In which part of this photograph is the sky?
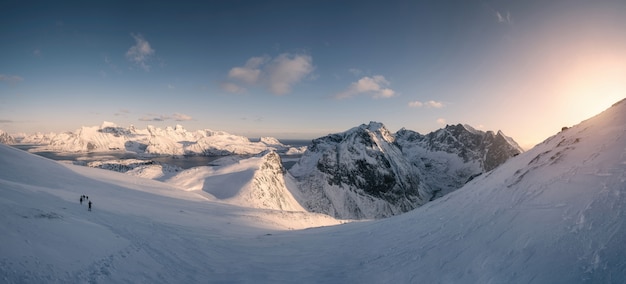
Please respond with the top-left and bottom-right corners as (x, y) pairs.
(1, 0), (625, 149)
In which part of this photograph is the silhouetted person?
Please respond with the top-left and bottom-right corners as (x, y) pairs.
(80, 196), (83, 204)
(88, 201), (92, 211)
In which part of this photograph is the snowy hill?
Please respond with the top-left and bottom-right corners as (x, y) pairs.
(165, 151), (306, 211)
(22, 122), (292, 156)
(290, 121), (522, 219)
(0, 98), (625, 283)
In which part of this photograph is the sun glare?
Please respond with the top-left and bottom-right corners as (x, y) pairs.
(554, 52), (626, 125)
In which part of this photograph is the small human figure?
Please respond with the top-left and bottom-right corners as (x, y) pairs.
(88, 201), (92, 211)
(80, 196), (83, 204)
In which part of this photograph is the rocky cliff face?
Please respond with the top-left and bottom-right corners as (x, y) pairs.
(290, 122), (424, 219)
(290, 122), (523, 219)
(248, 151), (304, 211)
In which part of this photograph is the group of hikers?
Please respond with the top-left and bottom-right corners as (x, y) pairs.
(79, 195), (92, 211)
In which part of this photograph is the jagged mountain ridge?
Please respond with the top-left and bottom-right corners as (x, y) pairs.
(290, 122), (523, 219)
(15, 122), (291, 156)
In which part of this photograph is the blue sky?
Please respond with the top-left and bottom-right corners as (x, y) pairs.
(1, 0), (625, 149)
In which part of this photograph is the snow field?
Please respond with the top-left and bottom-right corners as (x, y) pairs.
(1, 98), (625, 283)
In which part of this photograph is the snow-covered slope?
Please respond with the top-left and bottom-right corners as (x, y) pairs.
(290, 121), (522, 219)
(1, 98), (625, 283)
(0, 143), (343, 283)
(166, 151), (306, 211)
(333, 97), (626, 282)
(23, 122), (288, 156)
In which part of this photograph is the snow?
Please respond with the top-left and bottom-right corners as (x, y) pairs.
(17, 123), (287, 156)
(1, 98), (625, 283)
(290, 121), (522, 219)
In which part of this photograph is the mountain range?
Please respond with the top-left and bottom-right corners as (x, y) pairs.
(0, 98), (624, 282)
(2, 121), (522, 220)
(9, 122), (295, 156)
(290, 122), (523, 219)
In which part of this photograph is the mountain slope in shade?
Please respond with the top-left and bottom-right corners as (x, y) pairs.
(290, 121), (523, 219)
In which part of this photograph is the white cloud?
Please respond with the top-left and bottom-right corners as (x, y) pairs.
(408, 100), (445, 108)
(126, 34), (155, 71)
(220, 82), (246, 94)
(408, 101), (423, 107)
(426, 100), (444, 108)
(0, 74), (23, 85)
(437, 118), (447, 125)
(266, 53), (314, 95)
(139, 113), (193, 122)
(172, 113), (193, 121)
(226, 53), (314, 95)
(336, 75), (396, 99)
(228, 56), (267, 84)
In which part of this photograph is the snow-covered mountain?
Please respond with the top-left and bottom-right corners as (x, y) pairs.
(165, 150), (306, 211)
(0, 98), (624, 283)
(0, 129), (16, 144)
(22, 122), (292, 156)
(290, 121), (523, 219)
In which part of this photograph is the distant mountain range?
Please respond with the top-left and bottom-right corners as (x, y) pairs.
(5, 122), (298, 156)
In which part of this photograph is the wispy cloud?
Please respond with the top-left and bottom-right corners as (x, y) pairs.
(436, 118), (447, 125)
(114, 109), (131, 116)
(139, 115), (168, 122)
(336, 75), (395, 99)
(220, 82), (246, 94)
(0, 74), (23, 85)
(0, 119), (14, 123)
(126, 34), (155, 71)
(139, 112), (193, 122)
(483, 2), (513, 25)
(225, 53), (314, 95)
(408, 101), (423, 107)
(495, 10), (512, 24)
(33, 49), (41, 56)
(171, 113), (193, 121)
(408, 100), (445, 108)
(348, 68), (363, 76)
